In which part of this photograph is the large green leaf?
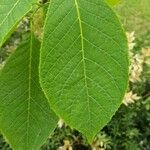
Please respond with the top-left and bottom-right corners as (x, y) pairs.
(40, 0), (129, 142)
(0, 34), (58, 150)
(0, 0), (36, 47)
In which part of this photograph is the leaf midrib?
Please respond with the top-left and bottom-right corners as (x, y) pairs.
(26, 33), (33, 148)
(74, 0), (90, 115)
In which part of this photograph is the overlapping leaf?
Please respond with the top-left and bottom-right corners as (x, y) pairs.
(40, 0), (129, 142)
(0, 0), (36, 47)
(0, 34), (58, 150)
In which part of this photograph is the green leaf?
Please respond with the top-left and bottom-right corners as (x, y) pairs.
(0, 34), (58, 150)
(40, 0), (129, 142)
(106, 0), (121, 6)
(0, 0), (36, 47)
(43, 2), (49, 19)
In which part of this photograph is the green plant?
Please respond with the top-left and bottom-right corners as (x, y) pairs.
(0, 0), (129, 149)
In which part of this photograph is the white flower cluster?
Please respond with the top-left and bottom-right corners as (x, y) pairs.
(123, 32), (142, 106)
(59, 140), (73, 150)
(123, 32), (150, 106)
(126, 32), (136, 51)
(127, 32), (144, 83)
(92, 132), (112, 150)
(123, 91), (141, 106)
(129, 52), (144, 83)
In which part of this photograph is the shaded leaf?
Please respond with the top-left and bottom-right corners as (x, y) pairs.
(0, 34), (58, 150)
(0, 0), (36, 47)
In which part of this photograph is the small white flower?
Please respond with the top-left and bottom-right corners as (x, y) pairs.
(126, 32), (136, 50)
(126, 31), (144, 82)
(58, 119), (64, 128)
(123, 91), (141, 106)
(59, 140), (73, 150)
(129, 54), (144, 83)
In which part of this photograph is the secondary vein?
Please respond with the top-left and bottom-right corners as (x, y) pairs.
(0, 0), (20, 27)
(26, 32), (32, 148)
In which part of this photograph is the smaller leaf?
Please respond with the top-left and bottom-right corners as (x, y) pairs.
(0, 0), (37, 47)
(0, 34), (58, 150)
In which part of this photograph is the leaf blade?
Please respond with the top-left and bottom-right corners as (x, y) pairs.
(0, 0), (36, 47)
(0, 34), (58, 150)
(40, 0), (129, 142)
